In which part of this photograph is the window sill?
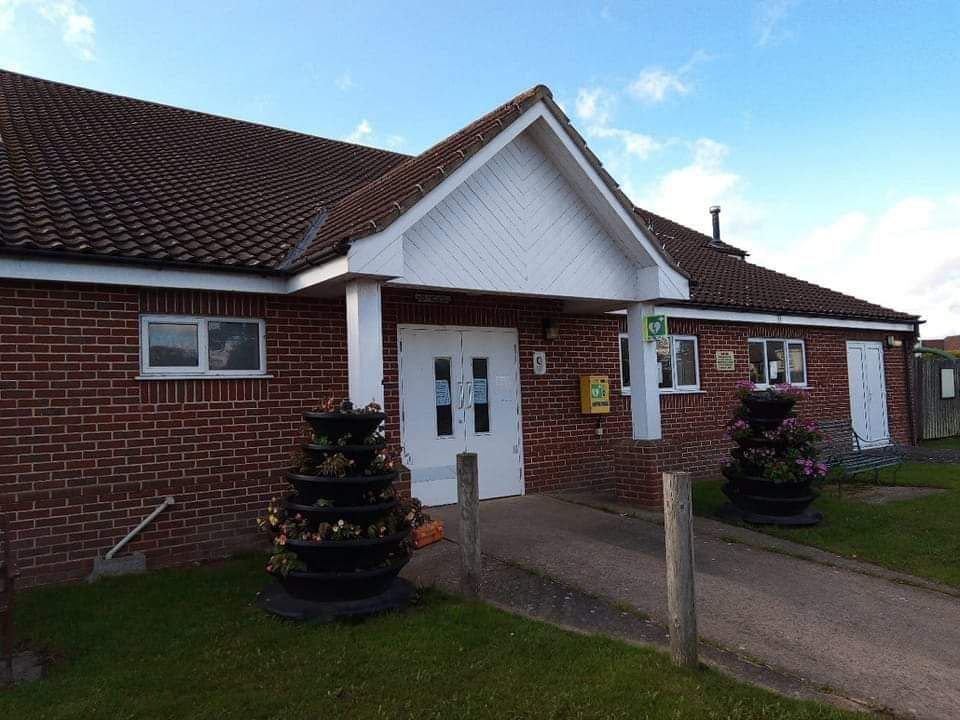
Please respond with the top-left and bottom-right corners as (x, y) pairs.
(136, 373), (274, 381)
(622, 388), (705, 396)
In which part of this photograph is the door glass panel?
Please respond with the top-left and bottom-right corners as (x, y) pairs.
(471, 357), (490, 433)
(765, 340), (786, 384)
(434, 357), (453, 437)
(148, 322), (199, 367)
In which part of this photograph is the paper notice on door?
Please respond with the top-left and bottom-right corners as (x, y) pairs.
(435, 380), (451, 406)
(473, 378), (488, 404)
(494, 375), (511, 402)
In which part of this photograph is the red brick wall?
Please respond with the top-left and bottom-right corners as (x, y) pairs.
(1, 279), (916, 584)
(1, 281), (348, 586)
(614, 316), (916, 505)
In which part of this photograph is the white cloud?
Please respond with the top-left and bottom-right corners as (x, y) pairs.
(341, 119), (404, 151)
(750, 196), (960, 337)
(0, 0), (96, 60)
(343, 118), (373, 145)
(334, 71), (355, 92)
(627, 68), (689, 103)
(626, 51), (707, 104)
(639, 138), (763, 239)
(588, 126), (661, 160)
(755, 0), (798, 48)
(574, 86), (614, 126)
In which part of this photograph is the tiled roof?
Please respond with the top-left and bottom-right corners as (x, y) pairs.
(636, 208), (918, 323)
(0, 70), (406, 270)
(0, 70), (918, 323)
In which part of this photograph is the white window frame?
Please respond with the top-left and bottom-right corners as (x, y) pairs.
(138, 314), (268, 379)
(619, 333), (701, 395)
(747, 337), (807, 387)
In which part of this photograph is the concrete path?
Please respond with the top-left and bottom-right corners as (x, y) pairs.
(420, 495), (960, 720)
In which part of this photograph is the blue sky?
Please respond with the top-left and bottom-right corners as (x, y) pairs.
(2, 0), (958, 336)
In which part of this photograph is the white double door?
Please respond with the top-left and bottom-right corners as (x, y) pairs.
(846, 340), (890, 448)
(399, 325), (522, 506)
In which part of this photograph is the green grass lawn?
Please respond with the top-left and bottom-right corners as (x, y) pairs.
(694, 463), (960, 588)
(920, 435), (960, 450)
(1, 556), (859, 720)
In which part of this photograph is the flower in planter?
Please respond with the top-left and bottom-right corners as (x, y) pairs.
(734, 379), (758, 399)
(726, 418), (752, 442)
(266, 549), (304, 577)
(364, 448), (399, 476)
(317, 453), (355, 478)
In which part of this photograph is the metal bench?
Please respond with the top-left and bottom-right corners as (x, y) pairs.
(817, 418), (905, 484)
(0, 515), (17, 683)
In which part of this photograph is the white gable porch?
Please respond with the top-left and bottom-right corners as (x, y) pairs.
(300, 99), (691, 442)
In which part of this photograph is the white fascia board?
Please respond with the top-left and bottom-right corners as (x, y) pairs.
(285, 256), (349, 293)
(536, 109), (689, 302)
(323, 100), (689, 302)
(609, 304), (916, 332)
(0, 255), (288, 294)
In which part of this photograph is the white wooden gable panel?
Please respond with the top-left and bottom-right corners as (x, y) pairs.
(397, 132), (641, 300)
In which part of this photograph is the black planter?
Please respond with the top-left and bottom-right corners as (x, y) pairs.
(742, 395), (796, 422)
(284, 497), (398, 526)
(722, 472), (820, 525)
(285, 531), (410, 572)
(286, 471), (398, 506)
(260, 406), (414, 622)
(303, 411), (385, 444)
(274, 553), (411, 602)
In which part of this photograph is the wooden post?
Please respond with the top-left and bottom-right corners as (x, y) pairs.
(457, 452), (481, 598)
(662, 471), (698, 669)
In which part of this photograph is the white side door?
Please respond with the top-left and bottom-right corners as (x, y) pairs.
(846, 341), (890, 448)
(462, 328), (523, 501)
(398, 327), (465, 506)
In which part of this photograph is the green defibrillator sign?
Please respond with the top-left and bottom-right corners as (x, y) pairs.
(643, 314), (669, 341)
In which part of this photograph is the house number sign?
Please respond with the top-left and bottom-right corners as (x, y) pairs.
(715, 351), (736, 372)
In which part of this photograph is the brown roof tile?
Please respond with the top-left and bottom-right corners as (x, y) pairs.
(0, 70), (407, 270)
(636, 208), (917, 323)
(0, 70), (918, 324)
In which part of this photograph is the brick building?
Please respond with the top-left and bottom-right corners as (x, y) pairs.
(0, 72), (920, 585)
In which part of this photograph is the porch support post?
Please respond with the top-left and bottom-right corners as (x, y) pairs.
(345, 279), (384, 408)
(626, 302), (662, 440)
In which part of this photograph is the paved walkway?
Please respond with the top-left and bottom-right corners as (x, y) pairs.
(411, 495), (960, 720)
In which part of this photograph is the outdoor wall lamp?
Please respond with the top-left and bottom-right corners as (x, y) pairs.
(886, 335), (903, 348)
(543, 318), (560, 340)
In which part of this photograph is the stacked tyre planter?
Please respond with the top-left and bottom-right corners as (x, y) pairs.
(721, 392), (824, 527)
(257, 403), (415, 622)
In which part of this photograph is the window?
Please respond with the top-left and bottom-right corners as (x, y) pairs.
(619, 334), (700, 394)
(139, 315), (267, 377)
(748, 338), (806, 386)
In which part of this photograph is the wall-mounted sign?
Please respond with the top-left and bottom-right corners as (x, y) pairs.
(643, 315), (669, 341)
(715, 351), (736, 372)
(532, 351), (547, 375)
(415, 293), (451, 304)
(579, 375), (610, 414)
(942, 368), (957, 399)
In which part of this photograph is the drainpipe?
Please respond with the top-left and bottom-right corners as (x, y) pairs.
(105, 497), (175, 559)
